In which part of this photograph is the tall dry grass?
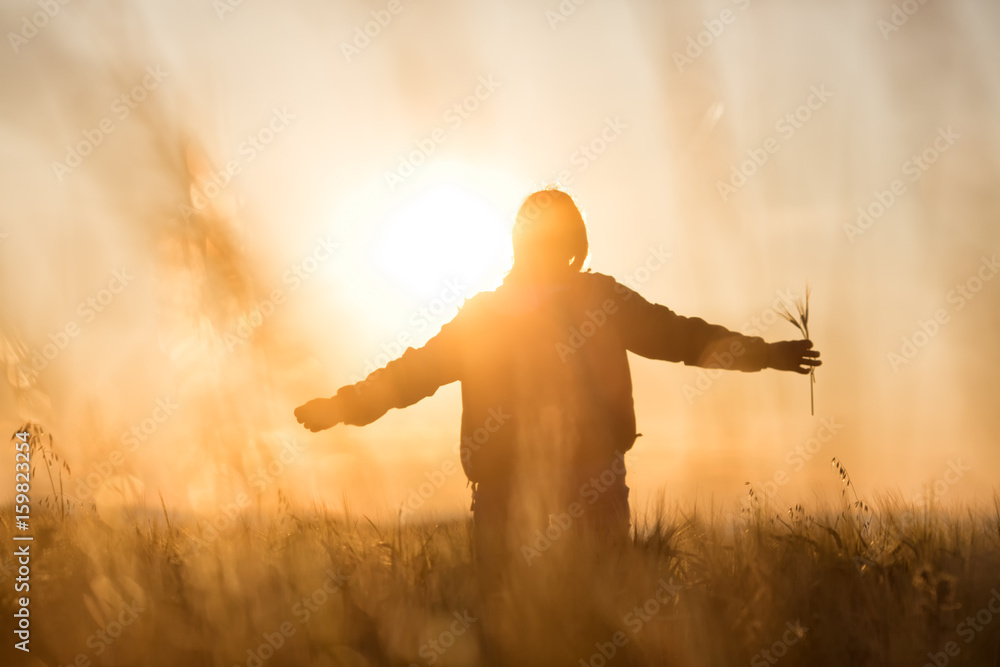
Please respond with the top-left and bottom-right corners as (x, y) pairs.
(3, 444), (1000, 667)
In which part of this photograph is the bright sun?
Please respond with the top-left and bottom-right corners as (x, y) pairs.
(373, 183), (512, 299)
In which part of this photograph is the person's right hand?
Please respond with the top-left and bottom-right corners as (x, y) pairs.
(766, 340), (821, 374)
(294, 397), (343, 432)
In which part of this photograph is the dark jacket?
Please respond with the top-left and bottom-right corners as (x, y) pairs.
(334, 271), (771, 486)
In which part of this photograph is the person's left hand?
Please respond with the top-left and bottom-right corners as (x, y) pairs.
(294, 397), (343, 432)
(767, 340), (822, 374)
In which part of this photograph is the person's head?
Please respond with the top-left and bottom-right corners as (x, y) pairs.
(509, 189), (588, 281)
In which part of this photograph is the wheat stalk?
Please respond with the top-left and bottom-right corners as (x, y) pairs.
(777, 285), (815, 416)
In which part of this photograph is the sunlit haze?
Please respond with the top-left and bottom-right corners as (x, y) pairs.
(1, 0), (998, 524)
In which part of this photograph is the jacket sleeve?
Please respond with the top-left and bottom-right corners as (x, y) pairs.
(610, 279), (771, 372)
(333, 311), (465, 426)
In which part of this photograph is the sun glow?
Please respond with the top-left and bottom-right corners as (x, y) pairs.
(373, 183), (512, 299)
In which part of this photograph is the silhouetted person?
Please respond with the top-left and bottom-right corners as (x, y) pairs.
(295, 188), (820, 593)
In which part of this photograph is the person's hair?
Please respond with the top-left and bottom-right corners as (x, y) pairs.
(510, 189), (588, 278)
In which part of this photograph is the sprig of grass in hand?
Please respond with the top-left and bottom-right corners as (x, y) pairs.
(777, 285), (815, 416)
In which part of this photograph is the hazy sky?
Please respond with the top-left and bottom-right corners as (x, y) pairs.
(1, 0), (998, 520)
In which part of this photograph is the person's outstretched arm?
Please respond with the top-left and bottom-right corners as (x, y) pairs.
(294, 314), (464, 432)
(610, 279), (821, 374)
